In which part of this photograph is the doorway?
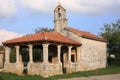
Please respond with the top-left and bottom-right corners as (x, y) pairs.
(61, 46), (68, 74)
(20, 47), (29, 74)
(61, 52), (66, 73)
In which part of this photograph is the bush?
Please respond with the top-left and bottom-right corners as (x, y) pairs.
(108, 57), (120, 66)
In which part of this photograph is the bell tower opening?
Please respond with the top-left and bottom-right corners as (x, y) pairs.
(58, 8), (62, 19)
(54, 3), (68, 33)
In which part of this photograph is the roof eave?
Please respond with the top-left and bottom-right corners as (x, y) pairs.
(3, 40), (81, 47)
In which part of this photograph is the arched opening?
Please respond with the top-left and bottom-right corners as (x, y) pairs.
(20, 46), (29, 74)
(48, 45), (57, 64)
(58, 8), (62, 19)
(71, 47), (77, 62)
(61, 46), (68, 73)
(10, 47), (16, 63)
(20, 46), (29, 62)
(33, 45), (43, 62)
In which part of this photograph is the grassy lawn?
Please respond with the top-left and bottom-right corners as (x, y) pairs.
(0, 66), (120, 80)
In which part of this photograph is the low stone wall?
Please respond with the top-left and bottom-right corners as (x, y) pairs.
(28, 62), (62, 77)
(0, 53), (4, 68)
(66, 62), (80, 73)
(4, 62), (24, 75)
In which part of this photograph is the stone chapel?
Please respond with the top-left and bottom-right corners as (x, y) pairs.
(2, 3), (107, 77)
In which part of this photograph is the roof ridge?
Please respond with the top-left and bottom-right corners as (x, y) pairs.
(68, 27), (89, 33)
(67, 27), (96, 36)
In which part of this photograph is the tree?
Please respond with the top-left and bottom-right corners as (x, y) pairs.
(99, 19), (120, 65)
(10, 47), (16, 63)
(34, 27), (54, 33)
(0, 46), (4, 50)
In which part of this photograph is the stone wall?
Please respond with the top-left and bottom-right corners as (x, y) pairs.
(63, 29), (107, 72)
(0, 53), (4, 68)
(4, 62), (24, 75)
(28, 62), (62, 77)
(66, 62), (80, 73)
(80, 38), (107, 71)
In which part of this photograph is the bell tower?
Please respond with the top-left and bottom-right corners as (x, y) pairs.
(54, 2), (68, 33)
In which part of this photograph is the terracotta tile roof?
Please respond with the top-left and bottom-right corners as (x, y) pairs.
(0, 50), (5, 54)
(66, 27), (107, 42)
(3, 32), (81, 46)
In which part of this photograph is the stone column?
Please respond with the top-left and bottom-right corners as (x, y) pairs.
(28, 45), (33, 63)
(77, 47), (81, 62)
(15, 46), (20, 63)
(5, 46), (10, 63)
(68, 46), (72, 62)
(57, 45), (61, 63)
(42, 44), (49, 63)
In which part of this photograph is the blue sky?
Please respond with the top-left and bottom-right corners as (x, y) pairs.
(0, 0), (120, 45)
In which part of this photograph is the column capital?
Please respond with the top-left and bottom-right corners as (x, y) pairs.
(68, 46), (72, 49)
(77, 47), (80, 50)
(42, 44), (49, 47)
(4, 46), (11, 53)
(28, 45), (33, 48)
(5, 46), (10, 50)
(15, 45), (20, 49)
(57, 45), (62, 48)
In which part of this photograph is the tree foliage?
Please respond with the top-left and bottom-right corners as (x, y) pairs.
(99, 19), (120, 65)
(0, 46), (4, 50)
(34, 27), (53, 33)
(20, 48), (29, 62)
(10, 47), (16, 63)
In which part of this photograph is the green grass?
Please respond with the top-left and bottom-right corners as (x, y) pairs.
(0, 66), (120, 80)
(0, 73), (44, 80)
(52, 66), (120, 79)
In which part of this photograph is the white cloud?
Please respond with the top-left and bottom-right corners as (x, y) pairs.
(20, 0), (57, 13)
(0, 0), (17, 19)
(0, 0), (120, 18)
(0, 29), (23, 45)
(19, 0), (120, 15)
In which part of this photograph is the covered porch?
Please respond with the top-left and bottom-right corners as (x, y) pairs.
(3, 32), (81, 77)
